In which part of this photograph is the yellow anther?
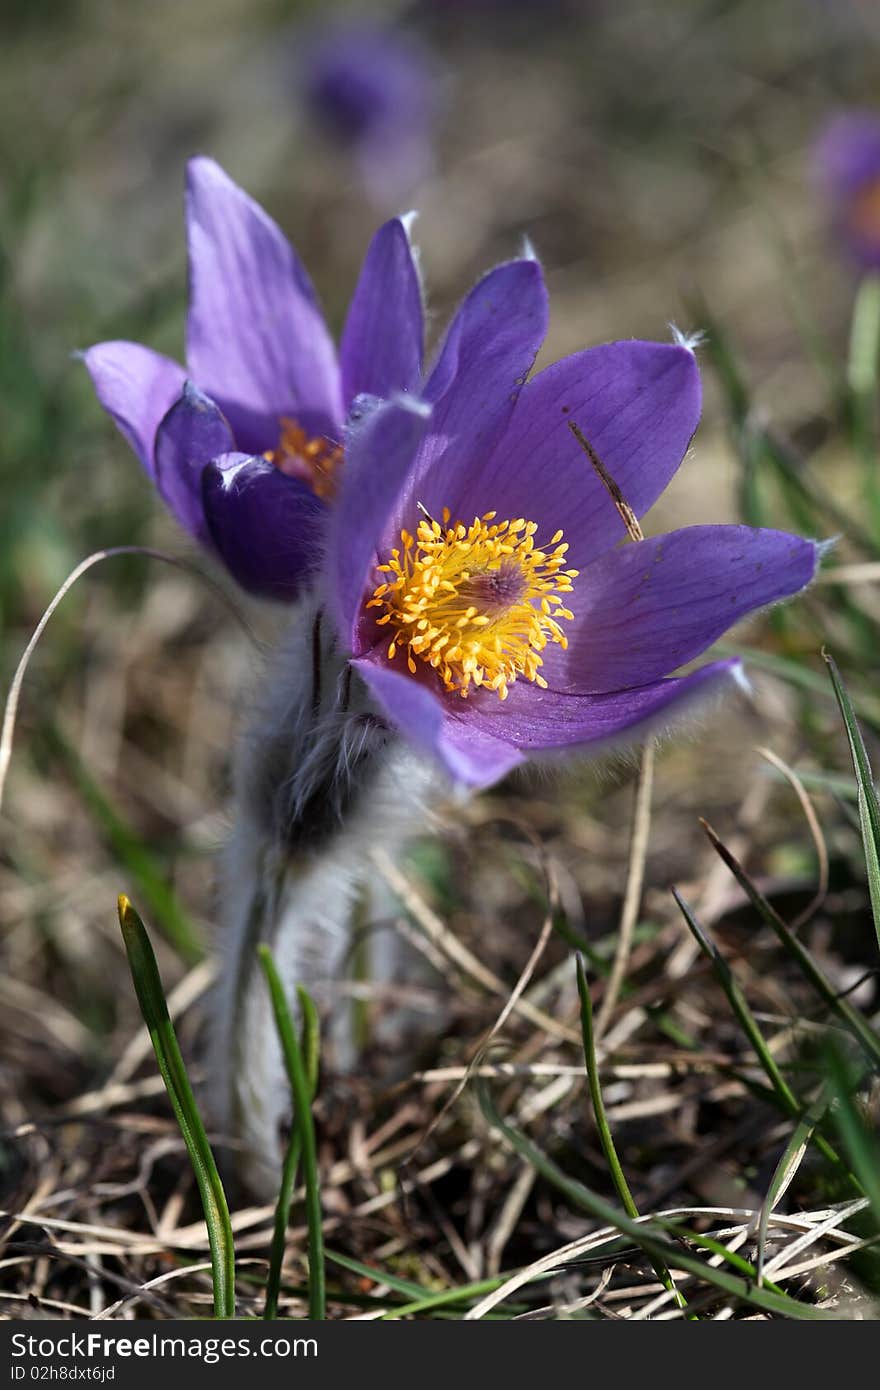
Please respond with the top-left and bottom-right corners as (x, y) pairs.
(367, 510), (576, 700)
(264, 416), (343, 500)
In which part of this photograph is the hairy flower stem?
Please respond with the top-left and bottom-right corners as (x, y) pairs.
(210, 596), (439, 1198)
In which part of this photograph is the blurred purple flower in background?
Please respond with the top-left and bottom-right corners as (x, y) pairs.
(298, 19), (439, 204)
(82, 158), (424, 600)
(815, 110), (880, 271)
(325, 273), (820, 788)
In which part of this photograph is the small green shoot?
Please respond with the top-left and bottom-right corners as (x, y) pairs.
(263, 986), (321, 1320)
(575, 955), (685, 1310)
(824, 649), (880, 953)
(116, 895), (235, 1318)
(257, 946), (325, 1320)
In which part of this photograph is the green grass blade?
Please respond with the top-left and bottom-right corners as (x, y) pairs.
(116, 895), (235, 1318)
(672, 890), (855, 1183)
(52, 721), (202, 963)
(847, 272), (880, 402)
(328, 1254), (531, 1318)
(847, 272), (880, 532)
(824, 650), (880, 953)
(379, 1278), (511, 1319)
(575, 956), (640, 1218)
(297, 984), (321, 1095)
(701, 821), (880, 1069)
(575, 956), (686, 1309)
(755, 1089), (831, 1285)
(825, 1046), (880, 1229)
(325, 1250), (429, 1300)
(257, 947), (325, 1320)
(672, 890), (801, 1112)
(476, 1080), (835, 1318)
(263, 988), (321, 1320)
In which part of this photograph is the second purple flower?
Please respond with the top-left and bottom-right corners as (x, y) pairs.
(83, 157), (425, 600)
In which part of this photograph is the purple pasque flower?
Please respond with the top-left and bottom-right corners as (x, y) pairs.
(325, 272), (820, 789)
(299, 20), (438, 205)
(815, 110), (880, 271)
(82, 157), (425, 599)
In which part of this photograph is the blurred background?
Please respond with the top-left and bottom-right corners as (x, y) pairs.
(3, 0), (880, 1318)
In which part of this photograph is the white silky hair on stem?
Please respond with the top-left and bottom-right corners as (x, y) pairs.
(210, 591), (442, 1198)
(0, 540), (440, 1199)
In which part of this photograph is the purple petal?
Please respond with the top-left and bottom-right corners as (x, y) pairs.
(329, 395), (433, 646)
(542, 526), (819, 694)
(423, 254), (547, 419)
(185, 157), (342, 453)
(153, 382), (235, 540)
(355, 654), (743, 786)
(445, 340), (701, 570)
(353, 658), (524, 788)
(80, 341), (186, 477)
(339, 216), (424, 406)
(389, 258), (548, 526)
(449, 659), (745, 755)
(201, 454), (325, 601)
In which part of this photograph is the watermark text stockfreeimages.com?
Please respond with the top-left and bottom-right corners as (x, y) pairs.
(10, 1332), (317, 1370)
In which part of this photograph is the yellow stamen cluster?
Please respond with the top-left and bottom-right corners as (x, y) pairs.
(264, 417), (343, 500)
(367, 508), (578, 700)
